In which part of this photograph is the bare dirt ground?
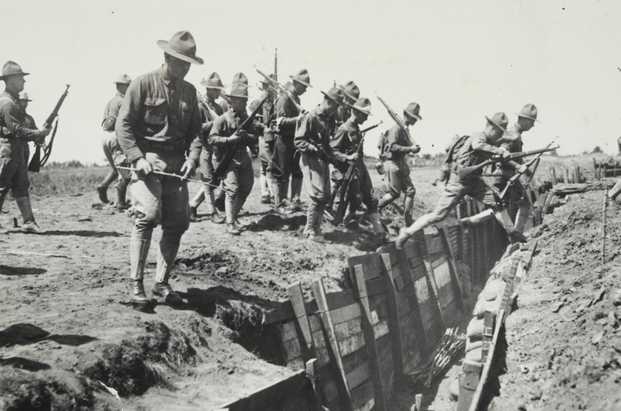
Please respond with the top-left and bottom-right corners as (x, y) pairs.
(490, 190), (621, 411)
(0, 163), (439, 410)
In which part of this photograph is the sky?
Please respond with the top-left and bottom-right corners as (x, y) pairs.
(1, 0), (621, 164)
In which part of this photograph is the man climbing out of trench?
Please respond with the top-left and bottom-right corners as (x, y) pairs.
(116, 30), (204, 304)
(494, 103), (538, 233)
(395, 112), (529, 249)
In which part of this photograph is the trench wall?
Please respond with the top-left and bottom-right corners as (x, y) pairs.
(221, 197), (541, 411)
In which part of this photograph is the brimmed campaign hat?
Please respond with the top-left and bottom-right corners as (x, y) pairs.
(201, 72), (225, 90)
(114, 74), (131, 85)
(339, 81), (360, 103)
(157, 31), (204, 65)
(18, 91), (31, 101)
(485, 112), (509, 132)
(226, 72), (249, 99)
(404, 102), (422, 120)
(290, 69), (311, 88)
(518, 103), (538, 121)
(350, 97), (372, 116)
(321, 86), (344, 105)
(0, 61), (29, 80)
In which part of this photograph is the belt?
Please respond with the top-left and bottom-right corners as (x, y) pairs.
(140, 139), (185, 154)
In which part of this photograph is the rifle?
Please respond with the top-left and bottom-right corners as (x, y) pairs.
(499, 142), (555, 199)
(376, 95), (419, 150)
(328, 121), (382, 225)
(457, 145), (559, 180)
(116, 166), (211, 186)
(255, 67), (304, 112)
(213, 95), (269, 180)
(29, 84), (70, 172)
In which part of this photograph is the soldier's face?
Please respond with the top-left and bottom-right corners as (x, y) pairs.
(5, 75), (25, 93)
(116, 84), (129, 95)
(206, 88), (221, 100)
(230, 96), (247, 113)
(486, 123), (503, 142)
(164, 54), (191, 80)
(518, 117), (535, 131)
(293, 82), (307, 96)
(353, 111), (368, 124)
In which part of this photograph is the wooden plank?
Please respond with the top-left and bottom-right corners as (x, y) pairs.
(288, 283), (314, 353)
(312, 279), (352, 411)
(326, 290), (356, 311)
(280, 321), (298, 342)
(331, 303), (362, 325)
(380, 251), (404, 379)
(439, 226), (465, 310)
(338, 331), (366, 357)
(350, 380), (375, 411)
(345, 361), (370, 390)
(353, 264), (388, 411)
(348, 254), (383, 281)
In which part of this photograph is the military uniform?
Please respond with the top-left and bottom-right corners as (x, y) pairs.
(251, 88), (276, 204)
(295, 87), (342, 238)
(99, 77), (131, 207)
(116, 30), (204, 303)
(271, 91), (302, 204)
(378, 124), (416, 200)
(0, 72), (47, 230)
(208, 72), (260, 234)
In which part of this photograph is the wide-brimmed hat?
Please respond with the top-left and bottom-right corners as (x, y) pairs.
(350, 97), (372, 116)
(260, 73), (277, 85)
(18, 91), (31, 101)
(321, 86), (344, 105)
(518, 103), (538, 121)
(0, 61), (29, 80)
(339, 81), (360, 103)
(114, 74), (131, 85)
(201, 72), (225, 90)
(290, 69), (311, 88)
(403, 102), (422, 120)
(485, 112), (509, 132)
(157, 31), (204, 65)
(226, 72), (249, 99)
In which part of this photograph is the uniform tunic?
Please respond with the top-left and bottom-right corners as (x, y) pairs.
(497, 122), (527, 213)
(294, 106), (336, 204)
(0, 92), (40, 198)
(101, 92), (127, 185)
(330, 117), (377, 212)
(116, 66), (202, 232)
(271, 92), (303, 183)
(198, 96), (225, 186)
(379, 124), (416, 197)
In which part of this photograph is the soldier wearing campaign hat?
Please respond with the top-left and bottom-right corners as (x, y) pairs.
(294, 86), (343, 241)
(252, 73), (278, 205)
(336, 80), (360, 127)
(396, 112), (528, 249)
(116, 31), (204, 305)
(97, 73), (132, 208)
(330, 97), (385, 238)
(271, 69), (311, 213)
(496, 103), (539, 232)
(207, 72), (261, 235)
(189, 72), (228, 223)
(0, 61), (51, 232)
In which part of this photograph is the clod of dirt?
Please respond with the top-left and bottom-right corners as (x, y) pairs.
(175, 249), (239, 277)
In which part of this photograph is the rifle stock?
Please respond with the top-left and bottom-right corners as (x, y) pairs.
(29, 85), (69, 172)
(376, 95), (418, 148)
(457, 145), (559, 179)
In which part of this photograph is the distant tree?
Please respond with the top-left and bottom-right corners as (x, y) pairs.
(592, 146), (603, 154)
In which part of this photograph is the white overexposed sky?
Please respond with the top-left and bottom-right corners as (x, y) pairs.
(1, 0), (620, 164)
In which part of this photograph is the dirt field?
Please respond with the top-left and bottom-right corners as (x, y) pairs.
(0, 162), (440, 410)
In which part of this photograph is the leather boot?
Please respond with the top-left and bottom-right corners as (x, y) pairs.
(116, 180), (129, 210)
(403, 195), (414, 226)
(368, 212), (385, 237)
(225, 195), (240, 235)
(260, 174), (271, 204)
(131, 280), (149, 303)
(129, 229), (151, 282)
(290, 177), (304, 211)
(16, 196), (38, 233)
(153, 230), (183, 305)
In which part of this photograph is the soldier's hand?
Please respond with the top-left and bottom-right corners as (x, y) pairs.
(410, 145), (421, 154)
(228, 133), (242, 144)
(180, 159), (196, 180)
(38, 125), (52, 138)
(134, 158), (153, 177)
(306, 144), (318, 153)
(499, 148), (511, 160)
(348, 153), (359, 162)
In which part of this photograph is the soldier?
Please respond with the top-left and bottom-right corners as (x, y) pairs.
(98, 74), (132, 209)
(271, 69), (310, 212)
(377, 103), (422, 226)
(208, 73), (260, 235)
(497, 104), (538, 232)
(116, 31), (204, 304)
(395, 112), (528, 249)
(0, 61), (51, 232)
(330, 97), (384, 237)
(335, 81), (360, 127)
(189, 72), (227, 222)
(295, 86), (343, 241)
(251, 75), (277, 204)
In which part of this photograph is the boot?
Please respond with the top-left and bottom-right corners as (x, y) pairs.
(368, 212), (385, 238)
(514, 203), (531, 233)
(153, 231), (184, 306)
(96, 186), (109, 204)
(225, 195), (240, 235)
(16, 196), (38, 233)
(129, 229), (152, 282)
(290, 177), (304, 211)
(378, 193), (395, 209)
(494, 209), (526, 243)
(0, 191), (6, 230)
(189, 188), (206, 214)
(115, 181), (129, 211)
(131, 280), (149, 303)
(403, 195), (414, 226)
(260, 174), (271, 204)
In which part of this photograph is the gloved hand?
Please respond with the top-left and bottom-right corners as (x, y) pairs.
(180, 158), (196, 180)
(134, 157), (153, 177)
